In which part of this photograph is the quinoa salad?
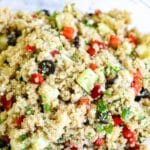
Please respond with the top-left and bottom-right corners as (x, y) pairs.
(0, 4), (150, 150)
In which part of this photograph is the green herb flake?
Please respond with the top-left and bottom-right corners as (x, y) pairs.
(85, 24), (93, 28)
(71, 52), (80, 61)
(105, 66), (120, 76)
(49, 11), (58, 27)
(57, 45), (63, 51)
(105, 123), (113, 134)
(86, 132), (93, 140)
(18, 134), (28, 142)
(121, 107), (132, 121)
(110, 99), (121, 107)
(49, 11), (57, 21)
(126, 52), (134, 57)
(0, 118), (4, 124)
(112, 99), (121, 103)
(43, 104), (50, 113)
(96, 123), (104, 132)
(83, 20), (95, 28)
(104, 90), (112, 97)
(25, 106), (33, 115)
(41, 94), (47, 101)
(69, 134), (74, 138)
(113, 66), (120, 72)
(97, 100), (107, 114)
(57, 136), (64, 143)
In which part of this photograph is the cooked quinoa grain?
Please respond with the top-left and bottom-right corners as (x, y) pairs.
(0, 4), (149, 150)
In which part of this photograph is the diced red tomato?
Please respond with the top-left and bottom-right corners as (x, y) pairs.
(89, 63), (98, 71)
(90, 84), (102, 100)
(127, 33), (138, 46)
(88, 40), (106, 57)
(95, 9), (102, 16)
(122, 127), (137, 146)
(62, 26), (75, 40)
(112, 115), (123, 126)
(70, 146), (78, 150)
(25, 45), (36, 53)
(127, 134), (137, 145)
(50, 50), (60, 57)
(131, 69), (142, 96)
(133, 69), (142, 80)
(79, 97), (90, 113)
(30, 73), (44, 85)
(129, 144), (140, 150)
(14, 115), (25, 128)
(91, 40), (107, 49)
(94, 138), (104, 146)
(0, 96), (13, 111)
(108, 35), (121, 49)
(87, 47), (96, 56)
(122, 127), (135, 139)
(131, 79), (142, 96)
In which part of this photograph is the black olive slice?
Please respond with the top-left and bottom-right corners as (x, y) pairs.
(73, 36), (80, 48)
(38, 60), (55, 76)
(7, 33), (16, 46)
(135, 88), (150, 102)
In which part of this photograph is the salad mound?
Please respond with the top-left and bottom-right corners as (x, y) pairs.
(0, 4), (149, 150)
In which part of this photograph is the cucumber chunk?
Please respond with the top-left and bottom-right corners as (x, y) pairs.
(32, 135), (49, 150)
(38, 83), (59, 105)
(98, 23), (113, 36)
(76, 69), (98, 92)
